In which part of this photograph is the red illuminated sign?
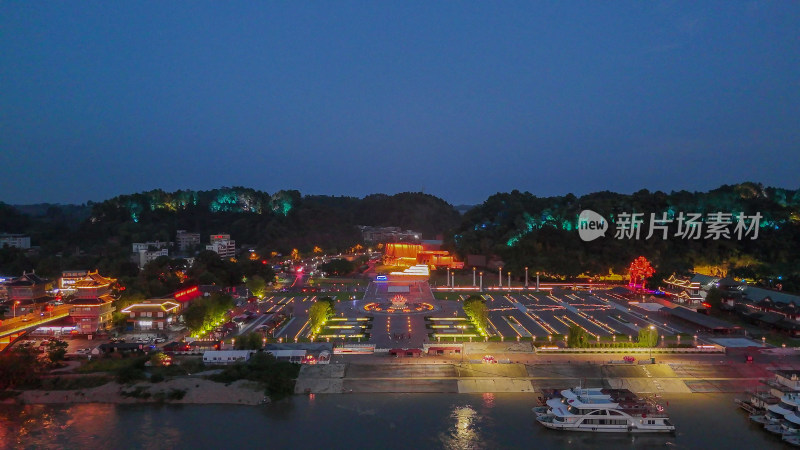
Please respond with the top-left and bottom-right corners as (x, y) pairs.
(174, 286), (201, 302)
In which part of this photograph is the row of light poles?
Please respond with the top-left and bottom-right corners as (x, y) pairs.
(461, 267), (540, 291)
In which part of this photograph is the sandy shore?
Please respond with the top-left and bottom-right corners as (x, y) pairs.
(17, 378), (268, 405)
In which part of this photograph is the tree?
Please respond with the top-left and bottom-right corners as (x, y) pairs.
(628, 256), (656, 290)
(462, 295), (488, 335)
(47, 340), (69, 363)
(246, 275), (267, 299)
(638, 326), (658, 348)
(0, 346), (43, 389)
(704, 287), (723, 311)
(318, 259), (355, 276)
(183, 292), (235, 335)
(235, 333), (264, 350)
(308, 300), (333, 335)
(150, 352), (172, 367)
(567, 325), (590, 348)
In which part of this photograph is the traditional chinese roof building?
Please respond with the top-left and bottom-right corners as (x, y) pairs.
(7, 271), (51, 303)
(67, 270), (117, 334)
(73, 270), (116, 299)
(663, 274), (703, 305)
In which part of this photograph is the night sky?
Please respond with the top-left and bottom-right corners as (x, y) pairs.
(2, 2), (798, 205)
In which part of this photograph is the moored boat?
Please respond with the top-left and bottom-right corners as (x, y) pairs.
(534, 387), (675, 433)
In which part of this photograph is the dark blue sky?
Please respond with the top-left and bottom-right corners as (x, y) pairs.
(2, 2), (798, 205)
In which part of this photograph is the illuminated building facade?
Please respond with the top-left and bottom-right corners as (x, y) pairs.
(68, 270), (116, 333)
(384, 243), (464, 269)
(59, 269), (88, 293)
(174, 285), (202, 303)
(121, 300), (180, 331)
(663, 274), (703, 305)
(206, 234), (236, 258)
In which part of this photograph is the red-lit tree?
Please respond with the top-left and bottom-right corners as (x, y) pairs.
(628, 256), (655, 290)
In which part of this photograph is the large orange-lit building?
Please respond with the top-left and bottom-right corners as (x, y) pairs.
(69, 270), (116, 333)
(383, 243), (463, 269)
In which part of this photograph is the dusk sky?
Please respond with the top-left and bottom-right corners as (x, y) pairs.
(2, 2), (798, 205)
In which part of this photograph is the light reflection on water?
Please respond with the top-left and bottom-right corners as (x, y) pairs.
(0, 393), (786, 450)
(442, 405), (479, 450)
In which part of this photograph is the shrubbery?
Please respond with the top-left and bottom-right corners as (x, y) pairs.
(208, 352), (300, 400)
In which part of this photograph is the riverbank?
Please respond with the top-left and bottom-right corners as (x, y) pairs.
(14, 377), (267, 406)
(296, 361), (769, 395)
(1, 358), (782, 406)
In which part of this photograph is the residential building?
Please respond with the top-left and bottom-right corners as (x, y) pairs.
(176, 230), (201, 252)
(135, 248), (169, 269)
(131, 241), (169, 253)
(0, 233), (31, 249)
(358, 226), (421, 243)
(206, 234), (236, 258)
(120, 300), (180, 331)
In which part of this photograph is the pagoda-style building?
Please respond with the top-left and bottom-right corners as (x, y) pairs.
(7, 271), (51, 304)
(68, 270), (116, 334)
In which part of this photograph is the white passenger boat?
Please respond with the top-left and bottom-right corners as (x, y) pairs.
(763, 394), (800, 433)
(535, 387), (675, 433)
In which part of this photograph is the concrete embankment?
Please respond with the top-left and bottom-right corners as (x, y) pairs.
(295, 362), (764, 395)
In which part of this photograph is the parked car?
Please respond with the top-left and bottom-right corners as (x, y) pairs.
(76, 348), (91, 354)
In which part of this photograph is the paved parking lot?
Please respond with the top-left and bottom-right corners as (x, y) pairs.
(483, 289), (707, 341)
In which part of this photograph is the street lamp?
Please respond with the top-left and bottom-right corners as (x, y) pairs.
(507, 272), (511, 290)
(536, 272), (540, 292)
(13, 301), (20, 318)
(525, 267), (529, 288)
(479, 272), (483, 292)
(499, 268), (503, 288)
(473, 267), (476, 287)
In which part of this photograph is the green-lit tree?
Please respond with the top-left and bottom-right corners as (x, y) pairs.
(463, 295), (489, 335)
(567, 325), (590, 348)
(308, 300), (333, 335)
(638, 326), (658, 348)
(246, 275), (267, 299)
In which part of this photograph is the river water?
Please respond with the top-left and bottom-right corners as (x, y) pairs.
(0, 393), (787, 449)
